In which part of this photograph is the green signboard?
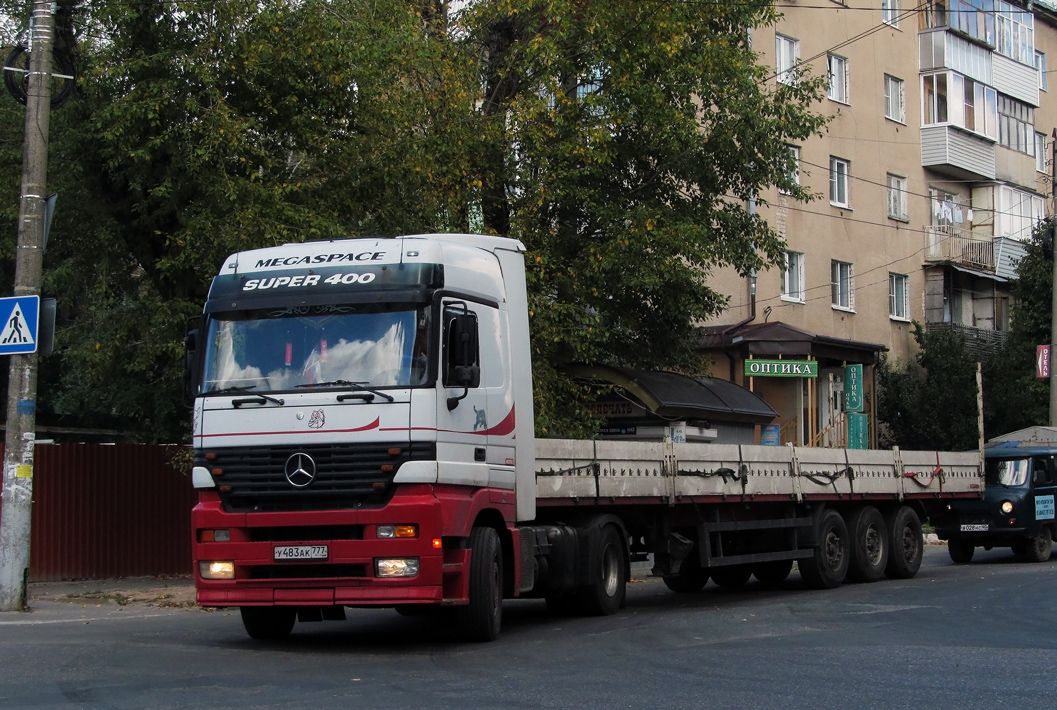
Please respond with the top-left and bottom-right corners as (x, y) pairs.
(744, 359), (818, 378)
(844, 364), (863, 413)
(847, 412), (869, 449)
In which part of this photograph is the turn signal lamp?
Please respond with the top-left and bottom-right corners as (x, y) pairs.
(199, 561), (235, 580)
(377, 525), (418, 539)
(199, 529), (230, 543)
(432, 538), (442, 550)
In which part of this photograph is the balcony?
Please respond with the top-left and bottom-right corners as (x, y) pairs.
(925, 225), (995, 272)
(921, 125), (996, 180)
(925, 322), (1007, 355)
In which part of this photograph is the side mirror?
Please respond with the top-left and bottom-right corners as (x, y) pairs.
(182, 316), (203, 408)
(443, 305), (480, 409)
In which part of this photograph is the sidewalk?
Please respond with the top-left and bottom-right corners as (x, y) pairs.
(0, 576), (199, 624)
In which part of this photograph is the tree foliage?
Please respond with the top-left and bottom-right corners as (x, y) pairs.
(0, 0), (827, 441)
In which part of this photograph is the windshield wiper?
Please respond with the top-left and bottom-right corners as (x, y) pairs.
(208, 385), (258, 395)
(232, 393), (285, 407)
(296, 380), (395, 403)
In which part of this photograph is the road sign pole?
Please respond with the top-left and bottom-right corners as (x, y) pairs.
(0, 1), (55, 611)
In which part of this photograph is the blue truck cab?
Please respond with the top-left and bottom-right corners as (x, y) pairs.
(934, 427), (1057, 564)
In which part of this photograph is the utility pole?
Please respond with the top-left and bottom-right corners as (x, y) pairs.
(1051, 128), (1057, 427)
(0, 1), (56, 612)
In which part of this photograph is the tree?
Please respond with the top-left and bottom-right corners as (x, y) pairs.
(0, 0), (828, 441)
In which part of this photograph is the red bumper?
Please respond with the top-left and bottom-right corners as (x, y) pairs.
(193, 484), (470, 608)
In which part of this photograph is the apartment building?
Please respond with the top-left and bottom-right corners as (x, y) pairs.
(702, 1), (1057, 446)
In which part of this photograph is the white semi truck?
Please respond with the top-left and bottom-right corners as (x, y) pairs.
(185, 233), (983, 641)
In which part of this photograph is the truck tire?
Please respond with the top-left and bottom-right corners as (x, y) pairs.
(458, 526), (503, 642)
(662, 551), (709, 593)
(799, 509), (850, 589)
(1025, 527), (1053, 563)
(240, 607), (296, 640)
(883, 506), (923, 579)
(575, 524), (626, 615)
(752, 559), (793, 587)
(710, 564), (752, 588)
(846, 506), (888, 583)
(947, 538), (974, 564)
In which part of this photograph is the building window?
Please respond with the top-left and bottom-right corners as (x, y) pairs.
(887, 174), (909, 221)
(998, 185), (1045, 240)
(995, 1), (1034, 66)
(779, 145), (800, 195)
(776, 34), (799, 85)
(1037, 132), (1047, 173)
(828, 54), (849, 103)
(921, 71), (997, 140)
(884, 75), (905, 123)
(882, 0), (900, 27)
(1036, 51), (1048, 91)
(998, 94), (1036, 156)
(951, 0), (995, 47)
(889, 273), (910, 321)
(831, 260), (855, 311)
(919, 1), (948, 31)
(782, 251), (805, 303)
(830, 157), (850, 208)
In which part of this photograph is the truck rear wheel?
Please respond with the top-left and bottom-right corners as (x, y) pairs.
(458, 526), (503, 642)
(883, 506), (923, 579)
(662, 551), (709, 593)
(752, 559), (793, 587)
(710, 564), (752, 588)
(947, 538), (974, 564)
(575, 524), (626, 615)
(799, 509), (850, 589)
(240, 607), (296, 640)
(846, 506), (888, 583)
(1026, 527), (1053, 563)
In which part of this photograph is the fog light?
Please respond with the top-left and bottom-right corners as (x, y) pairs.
(199, 561), (235, 580)
(377, 524), (418, 539)
(375, 558), (420, 577)
(377, 525), (395, 538)
(1001, 500), (1014, 515)
(214, 529), (230, 542)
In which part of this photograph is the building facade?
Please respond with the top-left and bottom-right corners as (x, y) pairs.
(703, 1), (1057, 446)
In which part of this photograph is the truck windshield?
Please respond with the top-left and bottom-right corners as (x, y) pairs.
(201, 304), (430, 393)
(985, 458), (1030, 487)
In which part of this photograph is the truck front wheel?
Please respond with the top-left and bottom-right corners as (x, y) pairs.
(240, 607), (296, 640)
(458, 526), (503, 642)
(800, 509), (850, 589)
(947, 538), (974, 564)
(1025, 527), (1053, 563)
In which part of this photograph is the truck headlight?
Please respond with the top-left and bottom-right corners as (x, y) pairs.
(375, 558), (420, 577)
(1001, 500), (1014, 515)
(199, 561), (235, 580)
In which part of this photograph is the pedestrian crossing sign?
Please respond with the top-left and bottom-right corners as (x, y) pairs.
(0, 296), (40, 355)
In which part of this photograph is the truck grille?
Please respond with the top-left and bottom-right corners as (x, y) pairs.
(197, 442), (437, 513)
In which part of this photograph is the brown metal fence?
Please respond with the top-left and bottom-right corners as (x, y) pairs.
(0, 443), (196, 582)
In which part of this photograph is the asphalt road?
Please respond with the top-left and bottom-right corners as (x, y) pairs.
(2, 546), (1055, 710)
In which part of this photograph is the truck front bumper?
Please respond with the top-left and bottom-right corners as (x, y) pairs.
(192, 484), (468, 608)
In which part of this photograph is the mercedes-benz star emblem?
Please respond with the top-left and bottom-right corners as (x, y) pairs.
(284, 453), (317, 488)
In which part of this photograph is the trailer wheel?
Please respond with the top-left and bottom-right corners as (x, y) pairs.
(575, 524), (626, 615)
(458, 526), (503, 642)
(662, 552), (709, 593)
(947, 538), (974, 564)
(1025, 527), (1053, 563)
(846, 506), (889, 583)
(710, 564), (752, 588)
(799, 509), (850, 589)
(240, 607), (296, 640)
(752, 559), (793, 587)
(884, 506), (923, 579)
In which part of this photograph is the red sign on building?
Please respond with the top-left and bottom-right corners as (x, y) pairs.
(1038, 344), (1051, 379)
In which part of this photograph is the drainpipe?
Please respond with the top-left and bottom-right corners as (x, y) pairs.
(727, 195), (759, 380)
